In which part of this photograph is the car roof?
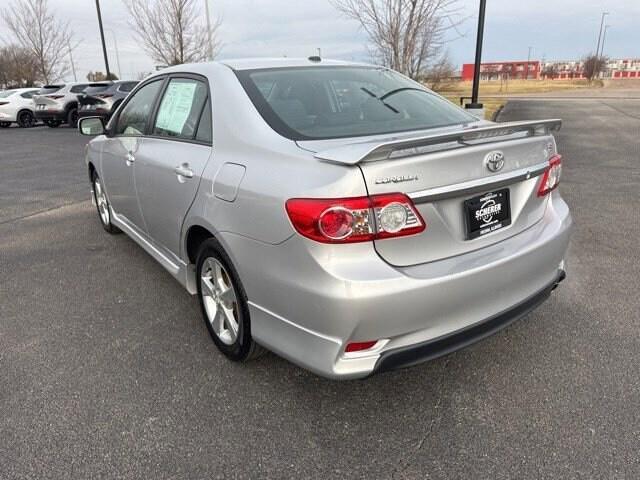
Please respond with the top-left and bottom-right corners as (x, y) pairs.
(220, 57), (375, 71)
(6, 88), (39, 93)
(156, 58), (377, 76)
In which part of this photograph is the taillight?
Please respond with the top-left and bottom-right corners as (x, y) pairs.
(537, 154), (562, 197)
(46, 95), (64, 100)
(0, 101), (8, 106)
(97, 94), (113, 98)
(285, 193), (425, 243)
(345, 341), (378, 353)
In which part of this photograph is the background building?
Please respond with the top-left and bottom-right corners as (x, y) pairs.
(461, 61), (540, 81)
(607, 58), (640, 78)
(461, 59), (640, 81)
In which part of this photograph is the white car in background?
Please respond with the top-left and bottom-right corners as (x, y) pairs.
(0, 88), (40, 128)
(34, 82), (110, 128)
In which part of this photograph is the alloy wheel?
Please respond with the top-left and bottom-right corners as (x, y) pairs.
(93, 176), (110, 226)
(200, 257), (240, 346)
(18, 112), (34, 128)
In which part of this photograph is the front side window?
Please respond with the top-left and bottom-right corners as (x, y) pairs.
(152, 78), (208, 140)
(115, 79), (163, 136)
(237, 67), (475, 140)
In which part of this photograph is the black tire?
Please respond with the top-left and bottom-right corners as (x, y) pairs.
(67, 108), (78, 128)
(196, 238), (265, 362)
(0, 122), (10, 128)
(91, 170), (121, 234)
(17, 110), (35, 128)
(46, 120), (61, 128)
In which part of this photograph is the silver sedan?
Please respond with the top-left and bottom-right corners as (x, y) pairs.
(79, 58), (572, 379)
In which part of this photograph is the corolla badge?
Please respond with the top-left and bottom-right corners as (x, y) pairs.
(484, 151), (505, 172)
(374, 174), (419, 185)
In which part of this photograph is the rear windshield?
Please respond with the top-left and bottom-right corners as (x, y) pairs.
(38, 85), (63, 95)
(236, 66), (475, 140)
(83, 83), (111, 95)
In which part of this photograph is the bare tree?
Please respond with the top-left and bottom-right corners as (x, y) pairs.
(583, 54), (607, 83)
(541, 64), (558, 80)
(87, 71), (119, 82)
(0, 45), (42, 88)
(423, 51), (456, 89)
(330, 0), (462, 79)
(124, 0), (221, 66)
(1, 0), (74, 83)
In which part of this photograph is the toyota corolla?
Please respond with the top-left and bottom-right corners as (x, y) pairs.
(79, 58), (572, 379)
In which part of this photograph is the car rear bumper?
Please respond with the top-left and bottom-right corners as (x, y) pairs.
(35, 110), (66, 122)
(0, 109), (17, 122)
(220, 192), (572, 380)
(373, 269), (565, 374)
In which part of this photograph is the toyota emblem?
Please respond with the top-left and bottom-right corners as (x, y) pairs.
(484, 151), (505, 172)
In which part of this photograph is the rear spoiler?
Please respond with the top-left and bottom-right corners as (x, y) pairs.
(314, 119), (562, 165)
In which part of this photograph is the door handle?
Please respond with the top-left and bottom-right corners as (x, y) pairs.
(174, 163), (194, 179)
(126, 151), (135, 166)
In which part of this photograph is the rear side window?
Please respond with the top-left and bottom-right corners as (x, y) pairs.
(195, 98), (212, 144)
(83, 84), (111, 95)
(21, 90), (38, 99)
(152, 78), (208, 140)
(237, 67), (475, 140)
(38, 85), (63, 95)
(115, 80), (163, 136)
(119, 82), (138, 93)
(70, 84), (90, 93)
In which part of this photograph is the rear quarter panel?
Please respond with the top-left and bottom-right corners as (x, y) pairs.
(183, 64), (367, 250)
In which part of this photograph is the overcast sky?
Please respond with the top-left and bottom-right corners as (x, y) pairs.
(5, 0), (639, 81)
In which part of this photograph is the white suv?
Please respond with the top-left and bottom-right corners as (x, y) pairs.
(0, 88), (39, 128)
(34, 82), (109, 128)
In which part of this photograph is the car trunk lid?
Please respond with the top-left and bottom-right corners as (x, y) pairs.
(298, 119), (561, 266)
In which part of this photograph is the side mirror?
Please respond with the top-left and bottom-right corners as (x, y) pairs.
(78, 116), (105, 136)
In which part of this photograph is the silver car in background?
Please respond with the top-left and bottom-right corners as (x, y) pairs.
(79, 58), (572, 379)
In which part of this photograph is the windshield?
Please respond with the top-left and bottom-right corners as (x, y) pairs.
(236, 66), (475, 140)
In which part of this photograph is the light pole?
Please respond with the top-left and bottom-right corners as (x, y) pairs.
(595, 12), (609, 59)
(599, 25), (611, 79)
(95, 0), (111, 79)
(106, 29), (122, 79)
(600, 25), (611, 58)
(67, 40), (77, 82)
(204, 0), (214, 61)
(467, 0), (487, 115)
(526, 46), (533, 80)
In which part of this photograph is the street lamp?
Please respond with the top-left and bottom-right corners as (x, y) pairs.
(105, 29), (122, 79)
(466, 0), (487, 116)
(95, 0), (111, 79)
(204, 0), (214, 61)
(595, 12), (609, 59)
(526, 46), (533, 80)
(600, 25), (611, 58)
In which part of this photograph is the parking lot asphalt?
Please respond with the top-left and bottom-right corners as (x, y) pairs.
(1, 100), (639, 479)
